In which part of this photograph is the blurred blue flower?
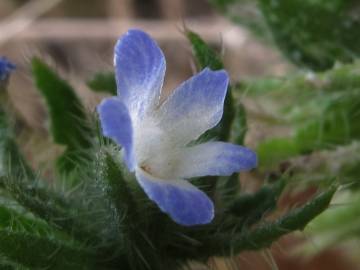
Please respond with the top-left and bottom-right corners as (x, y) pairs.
(0, 57), (16, 81)
(97, 29), (257, 226)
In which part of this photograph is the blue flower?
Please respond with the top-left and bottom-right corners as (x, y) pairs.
(97, 29), (257, 226)
(0, 57), (16, 81)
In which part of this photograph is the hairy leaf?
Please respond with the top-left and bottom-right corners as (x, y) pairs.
(206, 185), (336, 256)
(32, 58), (92, 173)
(0, 229), (94, 270)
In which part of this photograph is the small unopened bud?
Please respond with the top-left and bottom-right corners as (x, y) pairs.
(0, 57), (16, 91)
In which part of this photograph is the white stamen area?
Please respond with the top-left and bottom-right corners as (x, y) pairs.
(133, 115), (183, 180)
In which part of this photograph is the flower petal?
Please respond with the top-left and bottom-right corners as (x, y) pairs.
(97, 97), (135, 170)
(172, 142), (257, 179)
(0, 56), (16, 81)
(136, 168), (214, 226)
(115, 29), (166, 117)
(157, 68), (229, 145)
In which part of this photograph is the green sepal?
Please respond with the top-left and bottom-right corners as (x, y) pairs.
(87, 72), (117, 96)
(95, 150), (138, 237)
(227, 178), (286, 225)
(31, 58), (93, 174)
(216, 174), (241, 205)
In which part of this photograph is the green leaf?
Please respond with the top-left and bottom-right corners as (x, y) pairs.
(258, 0), (360, 70)
(207, 185), (336, 256)
(31, 58), (93, 173)
(234, 185), (336, 251)
(0, 229), (95, 270)
(186, 31), (224, 71)
(87, 72), (117, 96)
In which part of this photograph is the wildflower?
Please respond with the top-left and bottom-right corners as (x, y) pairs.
(97, 29), (257, 226)
(0, 57), (16, 81)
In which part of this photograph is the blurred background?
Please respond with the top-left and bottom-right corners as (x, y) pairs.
(0, 0), (359, 269)
(0, 0), (288, 130)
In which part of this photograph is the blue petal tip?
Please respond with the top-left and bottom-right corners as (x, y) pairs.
(136, 169), (214, 226)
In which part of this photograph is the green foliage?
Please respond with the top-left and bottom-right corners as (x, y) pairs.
(94, 150), (138, 244)
(0, 229), (94, 270)
(211, 0), (360, 70)
(228, 179), (286, 225)
(0, 108), (33, 179)
(0, 94), (337, 270)
(236, 61), (360, 98)
(259, 0), (360, 70)
(87, 72), (117, 95)
(228, 185), (336, 253)
(32, 58), (93, 174)
(235, 62), (360, 167)
(0, 205), (49, 234)
(196, 185), (336, 256)
(0, 258), (26, 270)
(295, 91), (360, 153)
